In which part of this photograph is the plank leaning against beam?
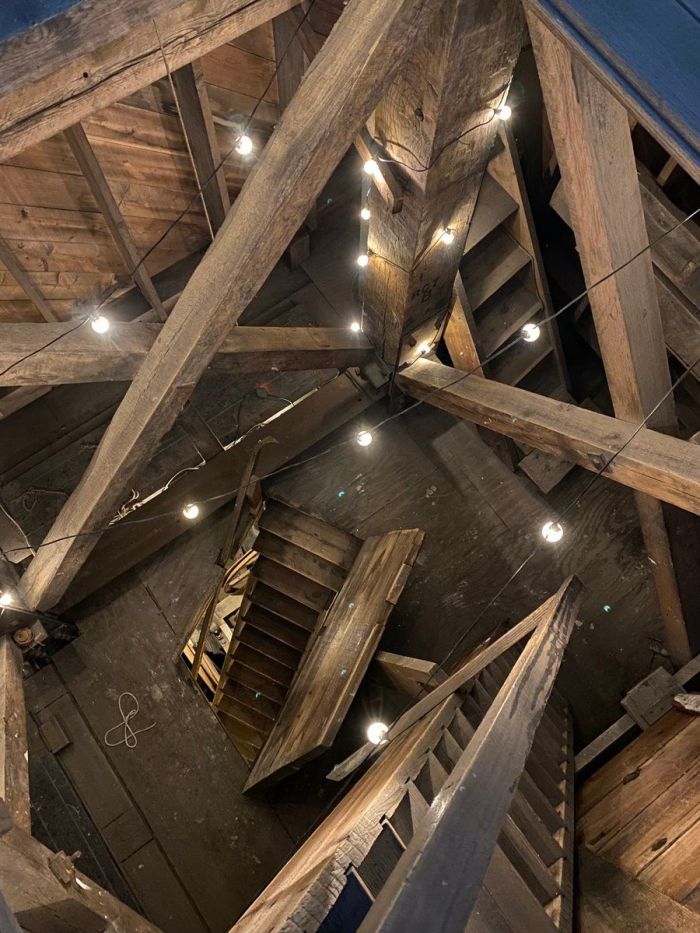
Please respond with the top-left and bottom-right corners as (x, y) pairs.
(18, 0), (445, 612)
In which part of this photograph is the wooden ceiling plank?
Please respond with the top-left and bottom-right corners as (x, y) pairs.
(0, 324), (373, 386)
(397, 357), (700, 518)
(171, 61), (230, 236)
(0, 0), (301, 160)
(17, 0), (441, 612)
(528, 13), (692, 666)
(362, 0), (523, 366)
(0, 236), (58, 323)
(64, 124), (166, 320)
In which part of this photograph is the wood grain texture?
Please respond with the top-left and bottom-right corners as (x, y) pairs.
(244, 528), (424, 790)
(0, 0), (299, 159)
(18, 0), (439, 612)
(0, 637), (30, 834)
(362, 0), (524, 363)
(0, 323), (373, 385)
(398, 358), (700, 516)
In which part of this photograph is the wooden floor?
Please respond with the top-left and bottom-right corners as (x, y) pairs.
(577, 709), (700, 917)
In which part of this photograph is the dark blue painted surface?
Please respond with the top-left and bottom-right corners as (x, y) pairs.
(0, 0), (80, 42)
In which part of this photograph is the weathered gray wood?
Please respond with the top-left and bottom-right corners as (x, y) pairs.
(64, 124), (166, 319)
(171, 61), (230, 235)
(19, 0), (439, 612)
(0, 324), (374, 386)
(0, 0), (300, 160)
(398, 357), (700, 518)
(358, 575), (582, 932)
(0, 235), (58, 323)
(0, 637), (30, 834)
(244, 529), (424, 790)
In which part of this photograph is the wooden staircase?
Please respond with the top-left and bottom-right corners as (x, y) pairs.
(212, 498), (362, 764)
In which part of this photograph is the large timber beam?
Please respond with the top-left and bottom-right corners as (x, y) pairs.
(19, 0), (439, 612)
(0, 0), (299, 160)
(0, 637), (30, 834)
(397, 357), (700, 517)
(362, 0), (523, 366)
(0, 324), (373, 386)
(529, 13), (693, 665)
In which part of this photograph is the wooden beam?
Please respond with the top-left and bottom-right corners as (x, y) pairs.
(0, 825), (158, 931)
(171, 61), (230, 235)
(0, 324), (374, 386)
(0, 0), (300, 159)
(444, 276), (483, 376)
(397, 357), (700, 516)
(528, 13), (692, 665)
(362, 0), (523, 365)
(0, 236), (58, 323)
(273, 13), (306, 113)
(18, 0), (439, 612)
(64, 124), (166, 319)
(359, 575), (582, 932)
(0, 637), (29, 834)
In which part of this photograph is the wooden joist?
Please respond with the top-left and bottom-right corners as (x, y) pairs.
(0, 637), (30, 834)
(64, 124), (166, 318)
(0, 0), (300, 160)
(18, 0), (439, 612)
(171, 61), (230, 236)
(0, 236), (58, 323)
(0, 324), (374, 386)
(397, 357), (700, 516)
(362, 0), (524, 364)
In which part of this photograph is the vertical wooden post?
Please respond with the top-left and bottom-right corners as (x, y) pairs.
(0, 636), (30, 834)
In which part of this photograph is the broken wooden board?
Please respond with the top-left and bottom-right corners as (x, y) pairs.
(243, 528), (424, 790)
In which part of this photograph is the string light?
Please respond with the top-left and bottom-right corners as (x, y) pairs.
(521, 322), (541, 343)
(360, 207), (371, 221)
(417, 342), (431, 355)
(366, 721), (388, 745)
(356, 430), (373, 447)
(0, 592), (12, 607)
(235, 135), (253, 156)
(496, 104), (512, 121)
(350, 321), (361, 333)
(91, 314), (110, 334)
(439, 228), (455, 245)
(363, 159), (379, 176)
(182, 503), (200, 520)
(541, 521), (564, 543)
(357, 253), (369, 268)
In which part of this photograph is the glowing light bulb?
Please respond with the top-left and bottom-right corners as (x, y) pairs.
(496, 104), (512, 121)
(236, 135), (253, 155)
(182, 503), (200, 520)
(418, 342), (431, 355)
(91, 314), (110, 334)
(0, 592), (12, 607)
(366, 721), (389, 745)
(521, 322), (541, 343)
(363, 159), (379, 176)
(360, 207), (371, 221)
(356, 430), (373, 447)
(350, 321), (361, 333)
(542, 520), (564, 543)
(357, 253), (369, 268)
(439, 228), (455, 245)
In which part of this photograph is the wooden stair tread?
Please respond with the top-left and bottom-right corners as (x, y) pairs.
(477, 278), (542, 357)
(217, 695), (276, 735)
(489, 330), (552, 385)
(220, 680), (281, 722)
(461, 226), (531, 310)
(229, 663), (288, 705)
(254, 556), (334, 612)
(465, 173), (518, 253)
(230, 644), (296, 687)
(254, 528), (347, 592)
(260, 499), (361, 570)
(242, 603), (309, 653)
(249, 581), (317, 632)
(235, 627), (301, 671)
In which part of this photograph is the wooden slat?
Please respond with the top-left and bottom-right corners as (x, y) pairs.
(0, 323), (374, 386)
(462, 227), (531, 311)
(231, 644), (295, 689)
(244, 528), (424, 790)
(253, 530), (347, 592)
(361, 0), (523, 364)
(254, 557), (333, 613)
(229, 663), (287, 706)
(0, 0), (300, 160)
(0, 236), (58, 322)
(397, 357), (700, 516)
(241, 604), (309, 653)
(236, 626), (301, 671)
(464, 174), (518, 253)
(249, 582), (317, 632)
(18, 0), (436, 612)
(0, 637), (30, 834)
(64, 124), (166, 318)
(259, 499), (361, 571)
(358, 575), (582, 932)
